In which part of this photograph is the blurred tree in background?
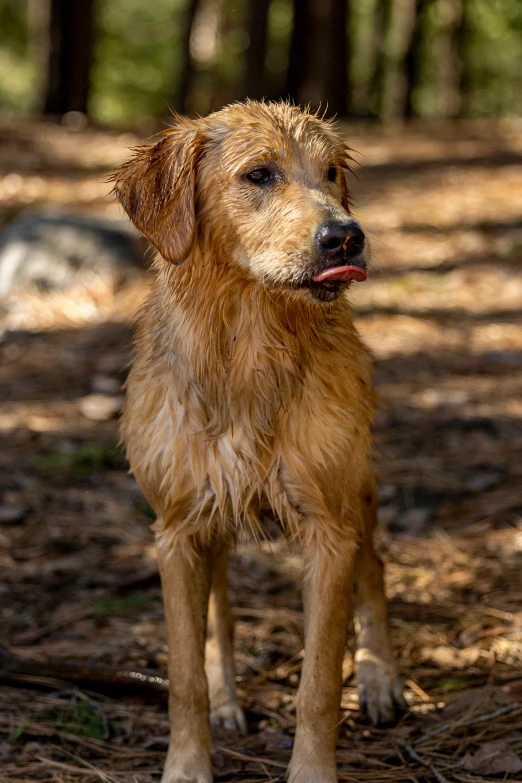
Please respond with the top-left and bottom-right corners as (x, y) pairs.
(44, 0), (95, 115)
(0, 0), (520, 127)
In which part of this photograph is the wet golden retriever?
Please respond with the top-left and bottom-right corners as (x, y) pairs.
(113, 101), (405, 783)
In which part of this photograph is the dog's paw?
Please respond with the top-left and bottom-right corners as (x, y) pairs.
(210, 700), (247, 734)
(287, 751), (338, 783)
(355, 649), (406, 726)
(288, 730), (338, 783)
(161, 745), (213, 783)
(287, 762), (338, 783)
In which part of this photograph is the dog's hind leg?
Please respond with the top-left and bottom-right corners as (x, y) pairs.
(157, 526), (214, 783)
(205, 543), (247, 734)
(354, 482), (405, 725)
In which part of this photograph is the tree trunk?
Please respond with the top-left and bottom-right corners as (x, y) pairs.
(43, 0), (95, 117)
(403, 0), (430, 119)
(454, 0), (473, 117)
(370, 0), (395, 119)
(287, 0), (308, 102)
(287, 0), (348, 117)
(345, 0), (353, 115)
(172, 0), (201, 114)
(243, 0), (270, 100)
(28, 0), (50, 112)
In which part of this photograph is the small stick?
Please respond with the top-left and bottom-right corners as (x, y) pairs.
(414, 701), (520, 745)
(0, 643), (169, 695)
(397, 740), (450, 783)
(405, 678), (431, 702)
(215, 747), (288, 770)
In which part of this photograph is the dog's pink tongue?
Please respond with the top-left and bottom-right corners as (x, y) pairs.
(312, 265), (367, 283)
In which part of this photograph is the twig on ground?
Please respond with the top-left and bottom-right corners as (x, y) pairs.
(59, 747), (122, 783)
(36, 754), (118, 782)
(215, 747), (288, 770)
(414, 701), (520, 745)
(397, 740), (450, 783)
(0, 643), (169, 696)
(405, 678), (432, 702)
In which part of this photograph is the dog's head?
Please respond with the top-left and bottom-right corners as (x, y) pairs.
(113, 101), (366, 303)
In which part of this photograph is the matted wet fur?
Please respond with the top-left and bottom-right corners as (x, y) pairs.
(113, 101), (405, 783)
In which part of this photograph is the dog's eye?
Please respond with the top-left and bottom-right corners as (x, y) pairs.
(246, 168), (272, 185)
(327, 166), (337, 182)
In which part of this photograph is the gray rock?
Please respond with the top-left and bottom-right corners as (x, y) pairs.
(0, 210), (147, 295)
(0, 505), (27, 523)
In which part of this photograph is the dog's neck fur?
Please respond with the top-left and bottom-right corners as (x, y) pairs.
(145, 248), (349, 441)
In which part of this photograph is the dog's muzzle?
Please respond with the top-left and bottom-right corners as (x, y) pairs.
(313, 220), (366, 282)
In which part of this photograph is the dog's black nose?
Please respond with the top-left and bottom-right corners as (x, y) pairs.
(316, 220), (365, 259)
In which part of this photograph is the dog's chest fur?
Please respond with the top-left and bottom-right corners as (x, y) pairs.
(122, 273), (374, 540)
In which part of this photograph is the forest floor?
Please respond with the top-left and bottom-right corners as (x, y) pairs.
(1, 116), (522, 782)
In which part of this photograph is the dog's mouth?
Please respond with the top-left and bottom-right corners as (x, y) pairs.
(312, 265), (367, 284)
(297, 261), (367, 302)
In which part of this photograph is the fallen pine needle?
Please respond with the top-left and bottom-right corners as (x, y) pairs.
(36, 755), (118, 782)
(396, 741), (450, 783)
(414, 701), (520, 745)
(215, 747), (288, 769)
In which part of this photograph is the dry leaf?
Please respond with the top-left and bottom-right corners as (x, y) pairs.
(462, 741), (522, 775)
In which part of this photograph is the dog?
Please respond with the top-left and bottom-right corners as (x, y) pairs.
(113, 100), (405, 783)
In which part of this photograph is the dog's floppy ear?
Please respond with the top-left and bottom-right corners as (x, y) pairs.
(112, 120), (202, 264)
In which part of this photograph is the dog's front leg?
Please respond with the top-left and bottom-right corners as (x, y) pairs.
(157, 530), (214, 783)
(288, 530), (357, 783)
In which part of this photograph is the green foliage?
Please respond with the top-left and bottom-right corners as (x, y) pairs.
(411, 0), (522, 117)
(36, 442), (121, 478)
(91, 0), (185, 125)
(438, 676), (474, 691)
(0, 0), (28, 55)
(93, 591), (158, 615)
(0, 0), (34, 111)
(189, 0), (249, 114)
(11, 719), (28, 743)
(0, 0), (520, 123)
(56, 700), (106, 740)
(464, 0), (522, 117)
(350, 0), (380, 112)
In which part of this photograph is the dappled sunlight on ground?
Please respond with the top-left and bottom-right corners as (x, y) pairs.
(1, 118), (522, 781)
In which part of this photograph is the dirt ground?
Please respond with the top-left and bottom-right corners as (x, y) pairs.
(1, 117), (522, 782)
